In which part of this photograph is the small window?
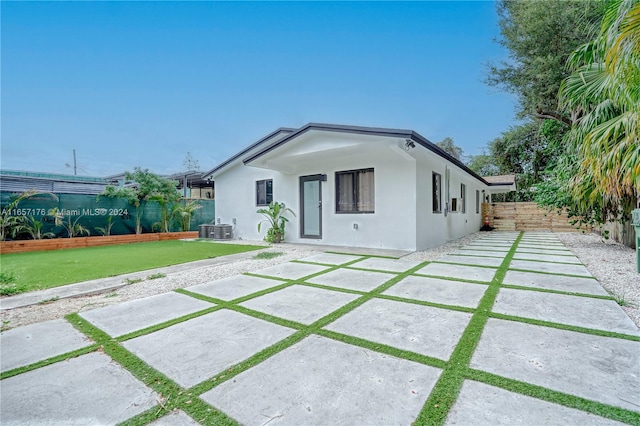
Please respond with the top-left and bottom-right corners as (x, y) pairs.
(451, 198), (458, 212)
(432, 172), (442, 213)
(336, 168), (374, 213)
(256, 179), (273, 206)
(461, 184), (466, 213)
(476, 190), (480, 214)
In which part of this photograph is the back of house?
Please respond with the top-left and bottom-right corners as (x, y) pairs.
(204, 123), (514, 251)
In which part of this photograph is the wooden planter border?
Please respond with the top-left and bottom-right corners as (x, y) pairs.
(0, 232), (199, 254)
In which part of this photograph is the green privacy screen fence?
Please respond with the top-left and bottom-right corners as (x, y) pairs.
(1, 192), (215, 238)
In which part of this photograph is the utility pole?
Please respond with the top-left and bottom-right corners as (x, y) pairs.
(73, 149), (77, 175)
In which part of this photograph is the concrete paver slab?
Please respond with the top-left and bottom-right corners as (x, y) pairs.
(509, 259), (592, 277)
(416, 263), (497, 282)
(149, 410), (199, 426)
(325, 298), (472, 360)
(452, 249), (507, 258)
(436, 255), (504, 267)
(513, 247), (572, 255)
(456, 248), (510, 257)
(0, 351), (157, 425)
(307, 268), (395, 292)
(517, 244), (569, 251)
(252, 262), (331, 280)
(446, 380), (624, 426)
(384, 275), (487, 308)
(80, 292), (214, 337)
(502, 270), (607, 296)
(466, 242), (513, 249)
(123, 310), (294, 388)
(201, 335), (441, 425)
(494, 288), (640, 335)
(349, 257), (423, 273)
(240, 285), (359, 324)
(471, 319), (640, 412)
(520, 238), (563, 245)
(475, 236), (515, 240)
(513, 252), (581, 264)
(298, 253), (364, 265)
(474, 240), (516, 245)
(0, 319), (92, 373)
(186, 275), (284, 301)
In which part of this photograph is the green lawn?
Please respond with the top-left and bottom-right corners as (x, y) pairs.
(0, 240), (264, 294)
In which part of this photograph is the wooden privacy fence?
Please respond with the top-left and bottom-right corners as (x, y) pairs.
(482, 202), (590, 232)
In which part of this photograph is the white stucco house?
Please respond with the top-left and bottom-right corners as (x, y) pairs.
(203, 123), (515, 251)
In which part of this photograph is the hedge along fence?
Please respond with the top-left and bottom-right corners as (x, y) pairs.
(0, 192), (215, 239)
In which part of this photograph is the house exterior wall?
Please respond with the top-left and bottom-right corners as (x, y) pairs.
(414, 149), (486, 250)
(285, 145), (417, 250)
(213, 128), (504, 252)
(213, 163), (288, 241)
(215, 140), (418, 250)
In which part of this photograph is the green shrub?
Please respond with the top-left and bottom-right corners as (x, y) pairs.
(253, 251), (285, 260)
(146, 273), (167, 280)
(0, 283), (26, 296)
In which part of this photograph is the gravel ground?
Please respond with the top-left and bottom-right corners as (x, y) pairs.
(2, 231), (638, 331)
(555, 232), (640, 327)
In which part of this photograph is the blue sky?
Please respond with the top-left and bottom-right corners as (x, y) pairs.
(1, 1), (516, 177)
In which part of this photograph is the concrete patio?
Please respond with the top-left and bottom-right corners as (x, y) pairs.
(1, 232), (639, 425)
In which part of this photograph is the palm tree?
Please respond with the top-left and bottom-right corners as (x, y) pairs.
(14, 216), (55, 240)
(0, 191), (58, 241)
(171, 201), (202, 232)
(560, 0), (640, 218)
(51, 208), (90, 238)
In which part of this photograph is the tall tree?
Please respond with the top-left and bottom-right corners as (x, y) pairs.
(557, 0), (639, 220)
(466, 120), (564, 201)
(466, 151), (500, 177)
(101, 168), (180, 234)
(487, 0), (604, 124)
(436, 137), (464, 161)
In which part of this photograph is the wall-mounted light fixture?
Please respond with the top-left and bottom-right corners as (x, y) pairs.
(404, 139), (415, 151)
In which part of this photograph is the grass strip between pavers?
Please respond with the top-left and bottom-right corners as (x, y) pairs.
(510, 257), (585, 266)
(0, 344), (99, 380)
(318, 328), (448, 370)
(488, 312), (640, 342)
(9, 242), (635, 426)
(447, 253), (507, 259)
(414, 232), (523, 426)
(499, 283), (615, 300)
(465, 369), (640, 425)
(508, 267), (596, 279)
(411, 272), (493, 286)
(431, 261), (503, 270)
(65, 313), (239, 426)
(414, 233), (640, 426)
(375, 293), (476, 314)
(117, 305), (221, 342)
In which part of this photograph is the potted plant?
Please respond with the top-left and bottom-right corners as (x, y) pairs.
(257, 201), (295, 243)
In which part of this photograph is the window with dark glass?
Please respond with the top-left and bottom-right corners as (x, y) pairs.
(461, 183), (466, 213)
(476, 190), (480, 214)
(256, 179), (273, 206)
(336, 168), (374, 213)
(432, 172), (442, 213)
